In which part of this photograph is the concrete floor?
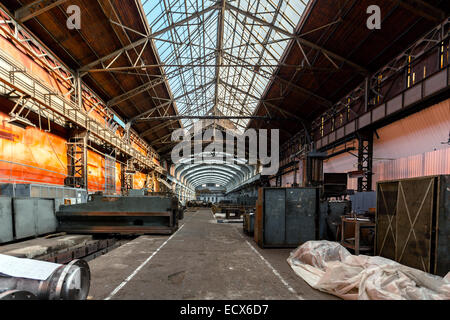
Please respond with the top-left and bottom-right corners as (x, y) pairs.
(88, 209), (338, 300)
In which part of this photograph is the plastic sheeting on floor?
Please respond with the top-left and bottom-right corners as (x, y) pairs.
(287, 241), (450, 300)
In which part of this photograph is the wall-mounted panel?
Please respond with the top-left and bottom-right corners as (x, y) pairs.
(372, 104), (386, 122)
(386, 95), (403, 115)
(336, 127), (345, 140)
(358, 113), (371, 129)
(424, 69), (447, 97)
(404, 84), (422, 106)
(345, 120), (356, 135)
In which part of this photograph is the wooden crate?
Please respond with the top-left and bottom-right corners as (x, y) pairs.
(376, 181), (399, 261)
(376, 175), (449, 276)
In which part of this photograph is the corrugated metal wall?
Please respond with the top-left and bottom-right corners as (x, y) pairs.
(373, 148), (450, 183)
(324, 99), (450, 189)
(373, 99), (449, 159)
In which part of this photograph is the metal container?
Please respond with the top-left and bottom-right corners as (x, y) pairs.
(14, 198), (57, 239)
(0, 198), (13, 243)
(255, 187), (318, 248)
(0, 259), (90, 300)
(0, 183), (87, 204)
(243, 213), (255, 235)
(376, 175), (449, 276)
(0, 197), (59, 244)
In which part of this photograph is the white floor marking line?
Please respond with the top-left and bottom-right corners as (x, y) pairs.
(234, 228), (304, 300)
(245, 240), (304, 300)
(104, 224), (185, 300)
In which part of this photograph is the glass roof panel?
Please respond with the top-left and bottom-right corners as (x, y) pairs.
(142, 0), (309, 131)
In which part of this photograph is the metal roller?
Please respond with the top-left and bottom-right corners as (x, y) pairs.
(0, 259), (90, 300)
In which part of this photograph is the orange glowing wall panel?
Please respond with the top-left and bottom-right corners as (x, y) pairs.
(87, 150), (105, 193)
(115, 162), (122, 194)
(0, 112), (67, 185)
(0, 111), (126, 194)
(133, 172), (147, 190)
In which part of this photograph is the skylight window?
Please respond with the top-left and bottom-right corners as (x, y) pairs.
(142, 0), (308, 131)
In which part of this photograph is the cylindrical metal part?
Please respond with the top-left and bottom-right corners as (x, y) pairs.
(0, 290), (36, 300)
(0, 259), (90, 300)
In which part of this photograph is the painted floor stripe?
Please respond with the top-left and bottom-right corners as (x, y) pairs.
(104, 224), (185, 300)
(234, 228), (304, 300)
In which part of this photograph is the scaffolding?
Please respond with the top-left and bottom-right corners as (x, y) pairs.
(66, 132), (88, 190)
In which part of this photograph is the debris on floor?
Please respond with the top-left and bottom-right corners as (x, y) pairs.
(287, 241), (450, 300)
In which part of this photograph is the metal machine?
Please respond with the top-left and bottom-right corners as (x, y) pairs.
(0, 256), (90, 300)
(57, 193), (181, 235)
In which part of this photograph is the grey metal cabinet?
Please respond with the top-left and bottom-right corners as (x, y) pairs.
(255, 188), (318, 248)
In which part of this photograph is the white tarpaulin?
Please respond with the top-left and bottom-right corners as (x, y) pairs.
(287, 241), (450, 300)
(0, 254), (60, 281)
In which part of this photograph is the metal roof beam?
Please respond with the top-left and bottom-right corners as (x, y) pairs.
(139, 119), (179, 138)
(389, 0), (446, 22)
(107, 78), (165, 107)
(225, 3), (368, 74)
(222, 51), (333, 107)
(219, 79), (305, 121)
(15, 0), (69, 23)
(78, 4), (220, 73)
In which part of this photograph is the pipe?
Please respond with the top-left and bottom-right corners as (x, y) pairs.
(0, 259), (90, 300)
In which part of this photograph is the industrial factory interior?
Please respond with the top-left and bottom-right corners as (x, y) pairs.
(0, 0), (449, 308)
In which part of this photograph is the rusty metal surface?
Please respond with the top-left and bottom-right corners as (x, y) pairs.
(58, 226), (175, 235)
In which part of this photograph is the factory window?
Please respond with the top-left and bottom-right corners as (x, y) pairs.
(439, 42), (448, 69)
(347, 98), (351, 121)
(320, 117), (324, 137)
(407, 55), (412, 88)
(377, 74), (382, 103)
